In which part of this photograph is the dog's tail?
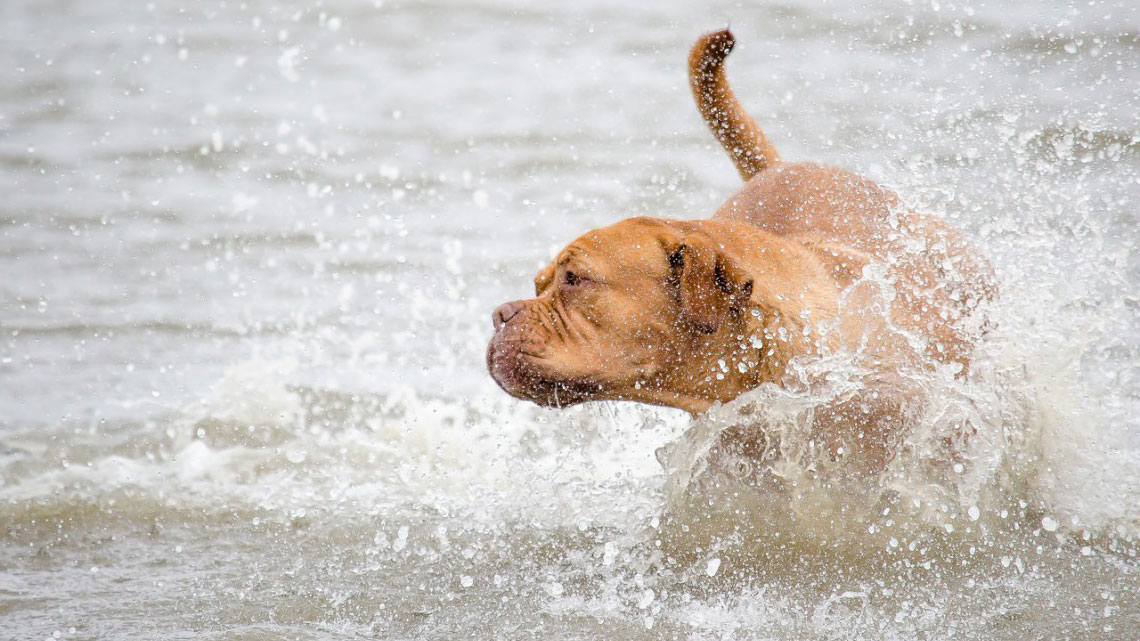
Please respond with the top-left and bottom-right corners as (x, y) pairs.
(689, 29), (781, 181)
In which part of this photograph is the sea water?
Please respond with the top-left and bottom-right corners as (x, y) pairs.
(2, 0), (1138, 638)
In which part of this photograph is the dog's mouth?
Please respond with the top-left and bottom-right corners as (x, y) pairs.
(486, 337), (603, 408)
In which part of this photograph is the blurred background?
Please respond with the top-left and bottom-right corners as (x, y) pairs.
(1, 0), (1138, 639)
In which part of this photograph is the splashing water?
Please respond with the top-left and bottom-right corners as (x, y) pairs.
(2, 0), (1138, 639)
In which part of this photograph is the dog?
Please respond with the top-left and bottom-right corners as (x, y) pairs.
(486, 30), (995, 470)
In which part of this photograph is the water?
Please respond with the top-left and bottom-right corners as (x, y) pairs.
(2, 0), (1139, 638)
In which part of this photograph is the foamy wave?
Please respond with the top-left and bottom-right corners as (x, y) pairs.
(0, 358), (687, 541)
(656, 300), (1140, 566)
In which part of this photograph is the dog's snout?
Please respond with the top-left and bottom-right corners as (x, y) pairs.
(492, 300), (525, 331)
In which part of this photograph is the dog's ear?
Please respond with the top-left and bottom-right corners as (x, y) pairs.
(667, 233), (753, 333)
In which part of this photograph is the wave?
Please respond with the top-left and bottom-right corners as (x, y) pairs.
(0, 357), (678, 543)
(656, 304), (1140, 569)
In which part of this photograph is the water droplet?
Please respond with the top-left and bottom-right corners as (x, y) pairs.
(706, 557), (721, 577)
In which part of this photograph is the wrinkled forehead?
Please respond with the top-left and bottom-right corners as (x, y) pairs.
(556, 217), (682, 274)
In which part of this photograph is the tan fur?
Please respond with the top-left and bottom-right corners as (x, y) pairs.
(689, 29), (781, 179)
(487, 29), (996, 469)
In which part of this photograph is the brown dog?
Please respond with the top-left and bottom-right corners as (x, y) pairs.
(487, 30), (995, 469)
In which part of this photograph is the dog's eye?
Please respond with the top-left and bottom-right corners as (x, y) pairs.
(564, 271), (582, 287)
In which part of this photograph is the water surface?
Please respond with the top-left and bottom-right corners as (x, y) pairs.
(2, 0), (1139, 639)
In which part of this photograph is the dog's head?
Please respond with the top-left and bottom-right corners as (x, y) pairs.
(486, 217), (763, 414)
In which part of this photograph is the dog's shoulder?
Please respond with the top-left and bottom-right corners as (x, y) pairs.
(792, 237), (872, 288)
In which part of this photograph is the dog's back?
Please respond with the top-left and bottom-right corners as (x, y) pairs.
(690, 30), (996, 371)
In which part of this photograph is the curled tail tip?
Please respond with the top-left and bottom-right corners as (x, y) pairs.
(690, 28), (736, 72)
(704, 27), (735, 50)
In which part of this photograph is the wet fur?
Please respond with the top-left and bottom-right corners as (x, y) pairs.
(487, 29), (996, 470)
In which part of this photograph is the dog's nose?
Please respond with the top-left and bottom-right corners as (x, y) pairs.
(492, 300), (525, 331)
(490, 298), (524, 328)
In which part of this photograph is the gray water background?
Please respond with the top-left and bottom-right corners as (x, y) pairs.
(2, 0), (1139, 639)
